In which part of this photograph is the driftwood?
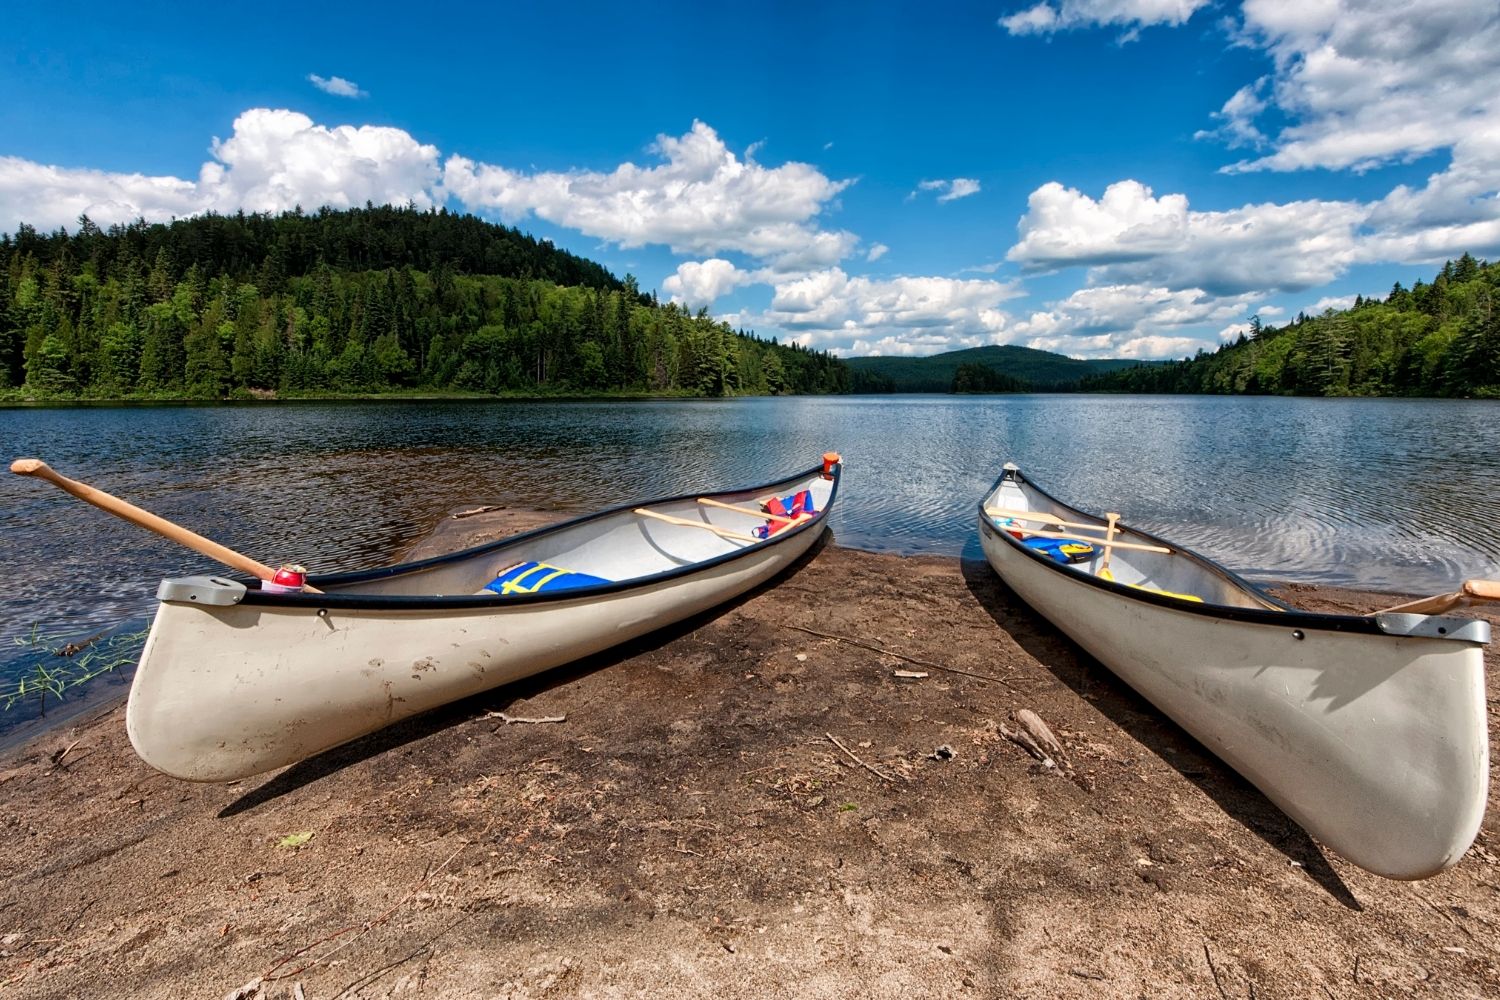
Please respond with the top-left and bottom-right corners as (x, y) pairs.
(487, 711), (567, 725)
(450, 505), (503, 520)
(999, 709), (1071, 771)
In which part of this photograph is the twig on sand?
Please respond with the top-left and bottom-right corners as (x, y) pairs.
(781, 624), (1016, 688)
(450, 505), (503, 520)
(486, 711), (567, 725)
(1203, 941), (1229, 1000)
(48, 739), (82, 769)
(826, 732), (903, 784)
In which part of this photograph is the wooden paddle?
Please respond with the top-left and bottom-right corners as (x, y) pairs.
(634, 507), (758, 543)
(1372, 580), (1500, 617)
(1099, 512), (1121, 576)
(697, 497), (801, 524)
(10, 458), (322, 593)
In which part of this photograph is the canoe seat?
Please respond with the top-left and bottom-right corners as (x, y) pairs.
(480, 561), (611, 596)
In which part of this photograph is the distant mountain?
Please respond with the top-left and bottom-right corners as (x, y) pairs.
(843, 344), (1152, 393)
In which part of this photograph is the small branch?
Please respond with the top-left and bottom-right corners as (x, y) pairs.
(826, 732), (902, 784)
(1203, 942), (1229, 1000)
(450, 505), (503, 520)
(486, 711), (567, 725)
(782, 624), (1015, 688)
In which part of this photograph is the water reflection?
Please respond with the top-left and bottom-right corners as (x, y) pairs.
(2, 394), (1497, 711)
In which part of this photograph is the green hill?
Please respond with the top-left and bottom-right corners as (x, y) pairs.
(1080, 254), (1500, 398)
(844, 344), (1149, 392)
(0, 206), (849, 399)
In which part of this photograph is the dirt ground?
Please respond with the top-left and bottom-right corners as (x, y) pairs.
(0, 511), (1497, 999)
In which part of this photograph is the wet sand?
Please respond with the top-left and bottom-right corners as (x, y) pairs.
(0, 511), (1496, 999)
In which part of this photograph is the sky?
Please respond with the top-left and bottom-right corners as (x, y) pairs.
(3, 0), (1499, 360)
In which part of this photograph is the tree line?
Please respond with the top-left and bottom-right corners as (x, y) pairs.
(0, 205), (850, 399)
(1081, 254), (1500, 398)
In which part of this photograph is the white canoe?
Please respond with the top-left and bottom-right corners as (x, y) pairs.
(979, 463), (1490, 880)
(127, 460), (841, 782)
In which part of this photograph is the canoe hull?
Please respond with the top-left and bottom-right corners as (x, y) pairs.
(127, 460), (838, 784)
(128, 520), (823, 782)
(980, 511), (1489, 881)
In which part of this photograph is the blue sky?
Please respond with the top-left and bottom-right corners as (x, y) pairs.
(3, 1), (1498, 359)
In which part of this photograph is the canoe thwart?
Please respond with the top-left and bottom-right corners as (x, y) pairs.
(985, 506), (1120, 535)
(634, 507), (758, 542)
(1001, 524), (1171, 555)
(697, 497), (798, 524)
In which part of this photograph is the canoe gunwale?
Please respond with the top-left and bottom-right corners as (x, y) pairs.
(218, 462), (839, 612)
(979, 466), (1482, 643)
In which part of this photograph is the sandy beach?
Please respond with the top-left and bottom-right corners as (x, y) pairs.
(0, 512), (1496, 999)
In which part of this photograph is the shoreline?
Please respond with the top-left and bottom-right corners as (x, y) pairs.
(1, 515), (1495, 998)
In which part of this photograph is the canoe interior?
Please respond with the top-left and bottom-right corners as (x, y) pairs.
(299, 467), (836, 600)
(983, 470), (1286, 612)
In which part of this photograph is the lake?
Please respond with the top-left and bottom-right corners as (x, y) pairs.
(2, 394), (1498, 730)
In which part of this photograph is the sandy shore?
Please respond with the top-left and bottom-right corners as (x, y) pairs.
(0, 511), (1496, 999)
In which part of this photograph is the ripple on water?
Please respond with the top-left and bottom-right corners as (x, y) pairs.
(2, 395), (1497, 729)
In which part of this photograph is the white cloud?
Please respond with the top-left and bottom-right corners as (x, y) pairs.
(1000, 0), (1211, 38)
(727, 268), (1024, 355)
(1007, 179), (1366, 295)
(866, 242), (889, 261)
(1011, 283), (1258, 358)
(1224, 0), (1500, 175)
(0, 109), (442, 232)
(1218, 321), (1253, 341)
(443, 120), (857, 269)
(308, 74), (367, 98)
(1196, 80), (1270, 149)
(910, 177), (981, 203)
(662, 258), (759, 310)
(1305, 294), (1357, 315)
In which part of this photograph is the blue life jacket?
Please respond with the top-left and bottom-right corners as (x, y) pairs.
(483, 561), (610, 595)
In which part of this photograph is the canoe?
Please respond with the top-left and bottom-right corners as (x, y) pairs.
(127, 458), (842, 782)
(978, 463), (1490, 880)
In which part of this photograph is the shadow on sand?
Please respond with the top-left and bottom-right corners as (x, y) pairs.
(958, 546), (1362, 910)
(220, 532), (832, 819)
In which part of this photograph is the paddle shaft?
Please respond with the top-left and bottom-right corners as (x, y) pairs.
(10, 458), (322, 593)
(1373, 579), (1500, 616)
(634, 507), (758, 542)
(1100, 512), (1121, 574)
(985, 506), (1119, 534)
(697, 496), (800, 524)
(1010, 526), (1171, 555)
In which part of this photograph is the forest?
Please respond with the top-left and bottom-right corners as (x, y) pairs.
(0, 205), (850, 400)
(1081, 254), (1500, 398)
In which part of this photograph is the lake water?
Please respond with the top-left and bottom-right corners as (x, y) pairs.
(2, 394), (1498, 730)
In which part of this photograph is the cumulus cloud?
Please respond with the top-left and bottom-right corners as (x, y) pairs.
(662, 258), (760, 310)
(1223, 0), (1500, 175)
(308, 74), (367, 98)
(0, 109), (442, 232)
(1305, 294), (1358, 315)
(726, 268), (1024, 355)
(866, 242), (889, 261)
(1012, 283), (1255, 358)
(910, 177), (981, 203)
(999, 0), (1211, 39)
(1007, 179), (1366, 295)
(443, 120), (857, 269)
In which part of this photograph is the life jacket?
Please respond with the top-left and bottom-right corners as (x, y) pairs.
(483, 561), (610, 595)
(753, 489), (817, 539)
(1021, 536), (1096, 564)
